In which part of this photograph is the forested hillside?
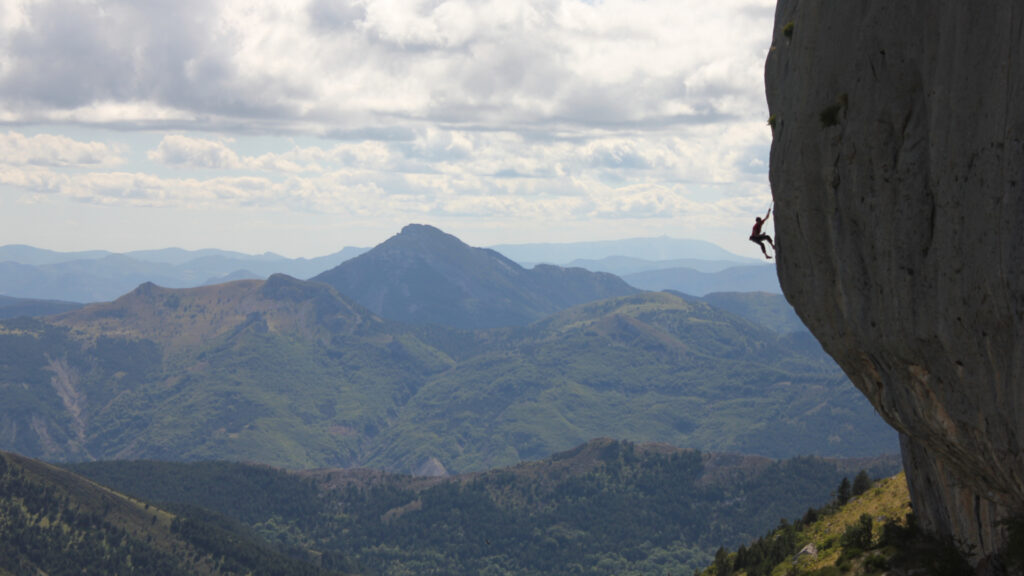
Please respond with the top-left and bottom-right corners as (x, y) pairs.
(0, 276), (896, 472)
(0, 450), (337, 575)
(69, 439), (901, 576)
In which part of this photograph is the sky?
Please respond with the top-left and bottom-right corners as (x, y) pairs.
(0, 0), (779, 258)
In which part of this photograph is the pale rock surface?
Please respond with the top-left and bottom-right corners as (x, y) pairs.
(765, 0), (1024, 568)
(795, 542), (817, 560)
(415, 456), (449, 478)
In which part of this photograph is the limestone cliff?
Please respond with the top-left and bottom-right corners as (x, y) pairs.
(765, 0), (1024, 568)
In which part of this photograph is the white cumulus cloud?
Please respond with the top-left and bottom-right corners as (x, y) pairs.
(0, 131), (123, 167)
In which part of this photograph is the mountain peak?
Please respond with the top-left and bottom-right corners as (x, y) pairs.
(312, 224), (638, 329)
(399, 223), (444, 237)
(384, 223), (472, 255)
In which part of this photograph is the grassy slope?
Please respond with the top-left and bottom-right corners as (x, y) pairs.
(791, 474), (911, 574)
(699, 472), (978, 576)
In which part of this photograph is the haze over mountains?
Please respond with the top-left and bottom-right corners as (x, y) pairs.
(0, 244), (368, 303)
(0, 225), (779, 304)
(0, 294), (82, 320)
(491, 236), (758, 265)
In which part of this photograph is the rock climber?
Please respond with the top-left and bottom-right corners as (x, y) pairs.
(750, 206), (775, 260)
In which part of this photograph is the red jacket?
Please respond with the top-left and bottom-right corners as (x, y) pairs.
(751, 219), (765, 236)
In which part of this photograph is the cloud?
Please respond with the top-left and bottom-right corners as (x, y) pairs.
(0, 166), (282, 208)
(0, 0), (778, 252)
(0, 131), (123, 167)
(148, 134), (394, 173)
(2, 1), (215, 108)
(2, 137), (757, 220)
(308, 0), (366, 32)
(149, 135), (243, 170)
(134, 116), (771, 206)
(583, 139), (662, 170)
(0, 0), (776, 134)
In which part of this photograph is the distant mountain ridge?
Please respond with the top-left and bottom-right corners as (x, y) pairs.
(0, 294), (83, 319)
(0, 244), (369, 302)
(624, 265), (782, 296)
(0, 229), (776, 304)
(491, 236), (759, 265)
(0, 244), (361, 267)
(567, 255), (756, 275)
(312, 224), (640, 329)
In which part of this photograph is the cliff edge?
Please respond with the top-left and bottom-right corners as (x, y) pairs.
(765, 1), (1024, 570)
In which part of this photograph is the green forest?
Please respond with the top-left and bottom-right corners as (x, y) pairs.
(0, 451), (336, 576)
(69, 440), (900, 575)
(0, 287), (896, 472)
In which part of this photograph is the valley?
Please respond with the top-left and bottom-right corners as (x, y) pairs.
(51, 439), (898, 576)
(0, 226), (901, 574)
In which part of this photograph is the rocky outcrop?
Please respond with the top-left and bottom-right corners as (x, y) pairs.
(765, 0), (1024, 568)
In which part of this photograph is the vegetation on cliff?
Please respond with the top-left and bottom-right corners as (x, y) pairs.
(698, 471), (980, 576)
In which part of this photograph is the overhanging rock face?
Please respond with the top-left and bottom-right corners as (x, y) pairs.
(765, 0), (1024, 565)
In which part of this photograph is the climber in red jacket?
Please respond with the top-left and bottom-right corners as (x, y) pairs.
(750, 206), (775, 259)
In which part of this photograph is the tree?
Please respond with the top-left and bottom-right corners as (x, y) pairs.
(801, 507), (819, 525)
(852, 470), (873, 496)
(836, 477), (852, 506)
(713, 546), (732, 576)
(840, 513), (873, 550)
